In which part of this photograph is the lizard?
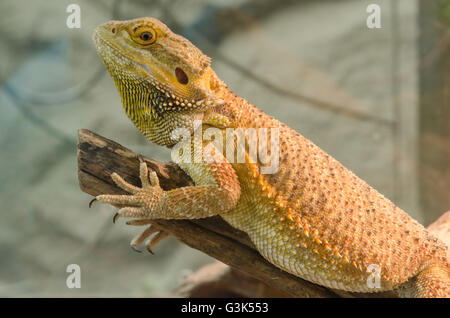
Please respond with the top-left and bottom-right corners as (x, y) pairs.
(90, 17), (450, 297)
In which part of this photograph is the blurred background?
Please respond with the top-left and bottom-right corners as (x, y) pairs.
(0, 0), (449, 297)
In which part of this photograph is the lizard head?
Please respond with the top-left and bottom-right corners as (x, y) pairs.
(93, 17), (225, 146)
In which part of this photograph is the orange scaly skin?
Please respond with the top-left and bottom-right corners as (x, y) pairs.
(92, 18), (450, 297)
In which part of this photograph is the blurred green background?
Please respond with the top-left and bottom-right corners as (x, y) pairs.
(0, 0), (449, 296)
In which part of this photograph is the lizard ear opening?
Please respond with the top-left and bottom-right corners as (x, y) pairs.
(175, 67), (188, 85)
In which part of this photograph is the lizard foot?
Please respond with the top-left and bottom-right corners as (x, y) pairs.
(89, 159), (170, 254)
(89, 160), (163, 222)
(126, 222), (170, 254)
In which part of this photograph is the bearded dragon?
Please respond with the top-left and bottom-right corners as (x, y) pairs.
(91, 17), (450, 297)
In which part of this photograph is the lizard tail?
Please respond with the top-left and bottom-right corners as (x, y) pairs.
(404, 263), (450, 298)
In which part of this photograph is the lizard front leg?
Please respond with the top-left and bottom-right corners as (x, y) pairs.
(90, 157), (241, 252)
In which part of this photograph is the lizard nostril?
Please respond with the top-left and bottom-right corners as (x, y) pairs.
(175, 67), (188, 85)
(111, 27), (116, 34)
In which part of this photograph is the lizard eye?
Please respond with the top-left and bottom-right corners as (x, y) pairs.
(134, 27), (156, 45)
(140, 32), (153, 41)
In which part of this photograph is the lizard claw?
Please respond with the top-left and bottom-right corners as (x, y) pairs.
(128, 224), (170, 255)
(89, 197), (98, 208)
(130, 245), (142, 253)
(113, 207), (147, 224)
(146, 230), (170, 254)
(130, 224), (159, 251)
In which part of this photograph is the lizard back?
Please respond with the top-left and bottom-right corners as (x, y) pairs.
(216, 91), (448, 292)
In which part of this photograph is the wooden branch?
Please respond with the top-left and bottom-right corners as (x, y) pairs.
(77, 128), (447, 298)
(171, 261), (293, 298)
